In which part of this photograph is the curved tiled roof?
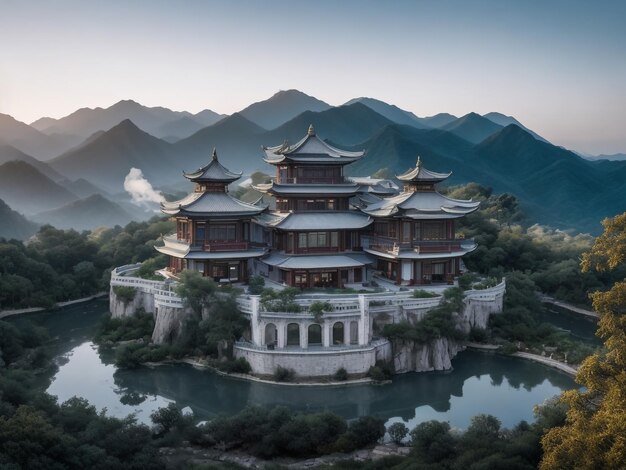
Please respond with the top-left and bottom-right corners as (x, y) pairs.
(161, 192), (266, 216)
(263, 125), (364, 164)
(183, 149), (242, 183)
(360, 191), (479, 219)
(396, 157), (451, 183)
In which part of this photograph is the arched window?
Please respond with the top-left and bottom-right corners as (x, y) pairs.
(287, 323), (300, 346)
(332, 322), (344, 345)
(265, 323), (277, 346)
(350, 321), (359, 344)
(308, 324), (322, 345)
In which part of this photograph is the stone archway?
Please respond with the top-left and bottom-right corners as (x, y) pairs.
(332, 322), (344, 345)
(264, 323), (277, 346)
(287, 323), (300, 346)
(308, 324), (322, 345)
(350, 321), (359, 344)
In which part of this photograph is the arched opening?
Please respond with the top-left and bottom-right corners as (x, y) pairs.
(332, 322), (344, 345)
(308, 324), (322, 345)
(264, 323), (277, 346)
(350, 321), (359, 344)
(287, 323), (300, 346)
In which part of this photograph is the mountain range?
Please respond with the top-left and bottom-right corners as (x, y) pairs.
(31, 99), (225, 145)
(1, 89), (625, 234)
(0, 198), (38, 240)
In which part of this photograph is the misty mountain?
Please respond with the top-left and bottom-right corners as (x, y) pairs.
(344, 97), (428, 128)
(585, 153), (626, 161)
(0, 113), (74, 160)
(63, 178), (111, 199)
(266, 103), (395, 147)
(0, 161), (78, 215)
(470, 125), (626, 232)
(348, 124), (475, 181)
(49, 119), (177, 192)
(156, 116), (206, 142)
(239, 89), (331, 130)
(419, 113), (458, 128)
(0, 198), (38, 240)
(193, 109), (225, 127)
(174, 113), (267, 172)
(483, 112), (548, 142)
(441, 112), (504, 144)
(33, 194), (134, 230)
(347, 122), (625, 233)
(0, 143), (65, 182)
(31, 99), (224, 141)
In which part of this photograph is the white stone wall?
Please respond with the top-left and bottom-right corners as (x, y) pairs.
(234, 341), (391, 377)
(109, 286), (155, 318)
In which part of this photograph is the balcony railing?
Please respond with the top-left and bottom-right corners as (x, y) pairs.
(361, 235), (474, 255)
(278, 177), (345, 184)
(203, 241), (249, 252)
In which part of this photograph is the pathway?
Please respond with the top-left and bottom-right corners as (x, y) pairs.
(539, 293), (599, 319)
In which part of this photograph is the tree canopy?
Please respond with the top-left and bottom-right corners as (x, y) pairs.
(541, 213), (626, 469)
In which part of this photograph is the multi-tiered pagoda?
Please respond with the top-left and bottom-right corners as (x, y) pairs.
(157, 127), (479, 288)
(156, 149), (267, 282)
(252, 124), (373, 288)
(360, 157), (479, 284)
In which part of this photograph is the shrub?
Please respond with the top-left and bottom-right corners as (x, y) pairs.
(469, 327), (488, 343)
(342, 416), (386, 450)
(458, 273), (478, 290)
(274, 366), (295, 382)
(261, 288), (302, 313)
(309, 301), (333, 322)
(500, 341), (518, 355)
(248, 275), (265, 295)
(387, 421), (409, 445)
(412, 289), (439, 298)
(112, 286), (136, 304)
(217, 357), (252, 374)
(333, 367), (348, 381)
(367, 366), (387, 382)
(473, 277), (499, 290)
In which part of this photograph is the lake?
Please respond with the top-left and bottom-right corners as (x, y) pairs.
(12, 299), (584, 430)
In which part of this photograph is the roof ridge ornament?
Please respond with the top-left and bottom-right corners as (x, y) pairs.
(212, 148), (218, 161)
(416, 155), (421, 168)
(308, 123), (315, 136)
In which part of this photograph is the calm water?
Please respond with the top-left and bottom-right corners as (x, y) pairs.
(11, 299), (586, 429)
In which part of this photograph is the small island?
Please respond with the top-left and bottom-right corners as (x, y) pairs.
(109, 126), (506, 381)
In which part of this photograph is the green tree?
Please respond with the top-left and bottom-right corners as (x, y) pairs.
(175, 270), (217, 315)
(387, 421), (409, 445)
(541, 213), (626, 469)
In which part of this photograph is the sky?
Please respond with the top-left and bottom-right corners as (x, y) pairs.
(1, 0), (625, 154)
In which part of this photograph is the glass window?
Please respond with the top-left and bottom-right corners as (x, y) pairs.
(196, 226), (205, 244)
(330, 232), (338, 247)
(423, 222), (446, 240)
(208, 224), (236, 240)
(298, 233), (307, 248)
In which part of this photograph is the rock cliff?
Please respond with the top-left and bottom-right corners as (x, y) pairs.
(392, 337), (464, 373)
(109, 286), (154, 318)
(151, 306), (195, 344)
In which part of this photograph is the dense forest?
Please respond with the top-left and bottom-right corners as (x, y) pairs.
(0, 218), (172, 309)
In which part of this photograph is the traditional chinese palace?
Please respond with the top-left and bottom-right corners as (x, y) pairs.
(156, 125), (478, 287)
(111, 125), (505, 378)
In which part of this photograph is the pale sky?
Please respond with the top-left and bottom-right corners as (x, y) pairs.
(1, 0), (625, 154)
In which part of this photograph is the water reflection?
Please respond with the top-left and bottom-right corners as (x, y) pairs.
(12, 300), (581, 429)
(112, 349), (574, 428)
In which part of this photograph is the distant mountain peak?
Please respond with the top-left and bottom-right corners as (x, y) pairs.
(239, 89), (331, 130)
